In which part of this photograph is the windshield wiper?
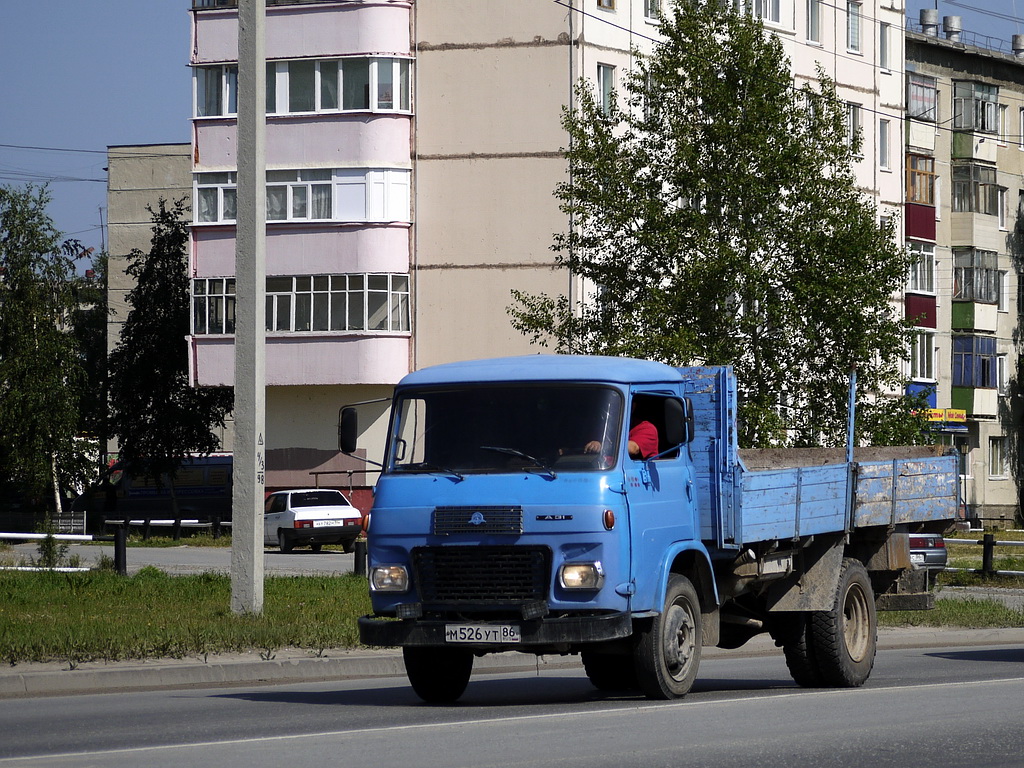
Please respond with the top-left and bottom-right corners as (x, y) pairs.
(480, 446), (557, 479)
(398, 462), (464, 481)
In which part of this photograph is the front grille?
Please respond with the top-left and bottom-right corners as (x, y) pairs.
(412, 545), (550, 604)
(433, 505), (524, 535)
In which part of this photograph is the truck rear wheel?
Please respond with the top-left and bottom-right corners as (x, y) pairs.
(581, 652), (638, 692)
(633, 574), (702, 699)
(403, 647), (474, 703)
(810, 558), (876, 686)
(780, 614), (825, 688)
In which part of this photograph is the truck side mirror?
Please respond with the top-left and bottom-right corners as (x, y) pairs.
(663, 398), (692, 446)
(339, 407), (358, 454)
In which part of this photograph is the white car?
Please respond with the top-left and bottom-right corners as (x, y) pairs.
(263, 489), (363, 553)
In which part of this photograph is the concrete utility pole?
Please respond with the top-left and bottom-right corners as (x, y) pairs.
(231, 0), (267, 614)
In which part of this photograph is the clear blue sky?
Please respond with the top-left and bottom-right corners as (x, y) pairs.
(0, 1), (1021, 269)
(0, 2), (188, 263)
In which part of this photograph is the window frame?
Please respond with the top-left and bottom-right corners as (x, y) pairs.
(908, 241), (936, 294)
(952, 163), (999, 215)
(192, 273), (411, 336)
(910, 329), (936, 381)
(197, 56), (412, 118)
(952, 334), (997, 388)
(953, 81), (999, 134)
(597, 63), (615, 116)
(846, 0), (862, 52)
(989, 436), (1008, 478)
(907, 74), (938, 122)
(806, 0), (821, 42)
(953, 248), (1000, 304)
(906, 154), (936, 205)
(192, 167), (411, 225)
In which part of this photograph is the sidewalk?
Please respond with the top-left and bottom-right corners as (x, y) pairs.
(2, 626), (1021, 700)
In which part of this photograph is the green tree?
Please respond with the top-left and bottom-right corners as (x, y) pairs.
(510, 2), (926, 448)
(0, 185), (90, 515)
(107, 199), (233, 489)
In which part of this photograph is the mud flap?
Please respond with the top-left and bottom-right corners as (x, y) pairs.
(765, 538), (845, 612)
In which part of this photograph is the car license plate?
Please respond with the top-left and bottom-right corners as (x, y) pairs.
(312, 520), (337, 528)
(910, 553), (925, 563)
(445, 624), (521, 644)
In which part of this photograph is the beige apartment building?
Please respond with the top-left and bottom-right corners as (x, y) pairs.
(905, 13), (1024, 527)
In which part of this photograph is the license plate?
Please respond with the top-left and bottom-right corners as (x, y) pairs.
(445, 624), (521, 644)
(910, 553), (925, 563)
(312, 519), (337, 528)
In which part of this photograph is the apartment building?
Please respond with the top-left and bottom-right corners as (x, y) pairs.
(905, 12), (1023, 527)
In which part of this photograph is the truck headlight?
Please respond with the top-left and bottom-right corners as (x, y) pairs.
(369, 565), (410, 592)
(558, 562), (605, 590)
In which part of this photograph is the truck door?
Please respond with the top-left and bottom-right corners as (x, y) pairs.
(624, 392), (697, 611)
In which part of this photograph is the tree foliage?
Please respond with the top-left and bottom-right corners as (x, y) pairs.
(0, 185), (90, 511)
(510, 2), (925, 448)
(108, 199), (233, 482)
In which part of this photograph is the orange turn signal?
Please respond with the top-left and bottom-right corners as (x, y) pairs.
(603, 509), (615, 530)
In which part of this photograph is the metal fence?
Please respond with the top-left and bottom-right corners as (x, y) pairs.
(0, 530), (127, 575)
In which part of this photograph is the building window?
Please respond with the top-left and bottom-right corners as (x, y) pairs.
(907, 74), (938, 122)
(597, 0), (614, 9)
(753, 0), (782, 23)
(597, 64), (615, 115)
(953, 335), (997, 388)
(953, 81), (998, 133)
(193, 168), (411, 224)
(879, 23), (889, 70)
(845, 103), (862, 152)
(953, 248), (999, 304)
(952, 163), (999, 215)
(644, 0), (660, 20)
(910, 330), (935, 381)
(998, 104), (1009, 143)
(989, 437), (1007, 478)
(198, 57), (412, 117)
(193, 274), (411, 335)
(998, 271), (1010, 311)
(998, 353), (1008, 393)
(998, 188), (1008, 229)
(192, 278), (236, 335)
(878, 119), (890, 169)
(806, 0), (821, 42)
(847, 1), (862, 51)
(906, 154), (936, 205)
(195, 172), (237, 223)
(195, 65), (238, 117)
(908, 241), (935, 293)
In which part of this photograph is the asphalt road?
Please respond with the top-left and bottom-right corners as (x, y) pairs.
(0, 640), (1021, 768)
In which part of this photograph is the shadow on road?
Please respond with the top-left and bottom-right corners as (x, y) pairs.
(925, 647), (1024, 664)
(210, 673), (796, 709)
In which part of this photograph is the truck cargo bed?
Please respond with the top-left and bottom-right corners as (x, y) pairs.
(680, 367), (959, 548)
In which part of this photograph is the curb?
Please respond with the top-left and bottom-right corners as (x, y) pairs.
(1, 626), (1021, 699)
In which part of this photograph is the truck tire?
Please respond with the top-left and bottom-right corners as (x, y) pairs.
(807, 558), (876, 687)
(780, 614), (825, 688)
(581, 652), (638, 692)
(633, 573), (702, 699)
(403, 647), (474, 704)
(277, 530), (293, 553)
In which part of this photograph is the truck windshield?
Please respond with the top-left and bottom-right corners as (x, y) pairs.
(388, 385), (623, 475)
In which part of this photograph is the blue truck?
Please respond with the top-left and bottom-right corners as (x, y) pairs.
(342, 355), (958, 703)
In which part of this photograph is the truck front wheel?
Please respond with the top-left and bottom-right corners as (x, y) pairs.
(633, 573), (702, 699)
(403, 647), (474, 703)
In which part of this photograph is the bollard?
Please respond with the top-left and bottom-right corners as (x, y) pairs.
(354, 539), (367, 577)
(211, 516), (222, 540)
(114, 526), (128, 576)
(982, 533), (995, 577)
